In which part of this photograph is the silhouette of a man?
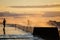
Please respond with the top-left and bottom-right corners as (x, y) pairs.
(3, 18), (6, 27)
(3, 18), (6, 35)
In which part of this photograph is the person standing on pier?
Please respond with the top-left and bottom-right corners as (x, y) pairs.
(3, 18), (6, 35)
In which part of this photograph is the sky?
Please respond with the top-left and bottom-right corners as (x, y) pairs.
(0, 0), (60, 26)
(0, 0), (60, 6)
(0, 0), (60, 14)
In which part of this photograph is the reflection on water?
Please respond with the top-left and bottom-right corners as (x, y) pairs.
(0, 24), (45, 40)
(0, 34), (44, 40)
(0, 35), (34, 40)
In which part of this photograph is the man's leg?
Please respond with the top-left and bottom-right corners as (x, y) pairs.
(3, 24), (5, 35)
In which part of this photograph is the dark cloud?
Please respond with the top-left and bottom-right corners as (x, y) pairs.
(42, 11), (60, 17)
(0, 11), (40, 17)
(9, 4), (60, 8)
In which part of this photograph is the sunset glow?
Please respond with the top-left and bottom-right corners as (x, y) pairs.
(0, 0), (60, 26)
